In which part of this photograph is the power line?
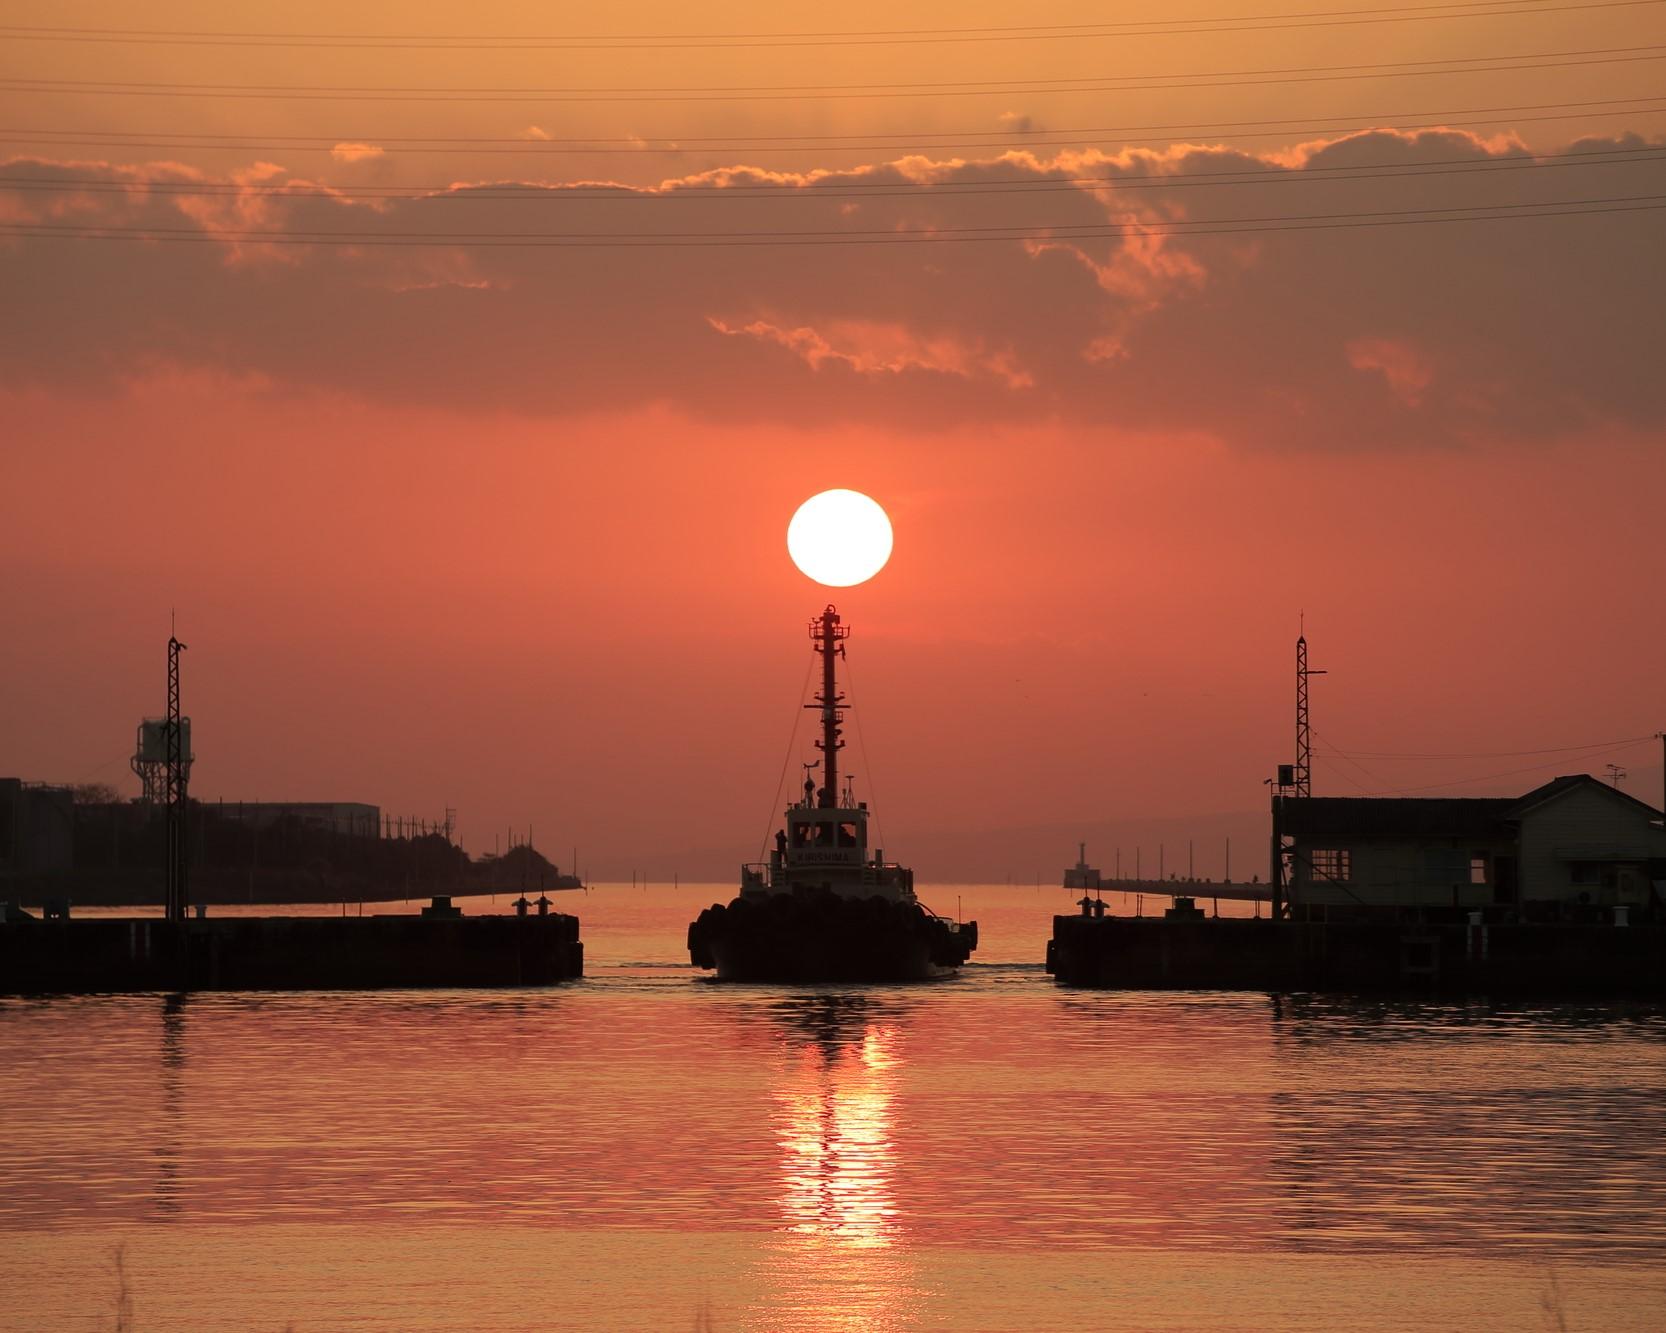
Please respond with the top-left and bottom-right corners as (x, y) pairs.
(1312, 728), (1398, 790)
(839, 650), (884, 857)
(5, 44), (1664, 103)
(1, 0), (1658, 49)
(4, 195), (1661, 248)
(10, 187), (1663, 238)
(1329, 738), (1657, 795)
(13, 92), (1666, 144)
(758, 651), (818, 865)
(7, 145), (1662, 203)
(5, 94), (1663, 152)
(1314, 755), (1382, 794)
(1316, 733), (1656, 759)
(7, 105), (1664, 160)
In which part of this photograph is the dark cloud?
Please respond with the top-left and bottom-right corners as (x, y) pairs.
(2, 130), (1662, 447)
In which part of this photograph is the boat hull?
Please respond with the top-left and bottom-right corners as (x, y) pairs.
(688, 892), (975, 983)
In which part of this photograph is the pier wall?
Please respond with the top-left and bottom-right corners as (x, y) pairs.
(1048, 914), (1666, 995)
(0, 913), (583, 993)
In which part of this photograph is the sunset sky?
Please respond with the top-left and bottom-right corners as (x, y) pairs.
(4, 1), (1664, 878)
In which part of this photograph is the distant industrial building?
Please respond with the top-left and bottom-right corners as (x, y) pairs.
(0, 782), (412, 908)
(1282, 774), (1666, 916)
(212, 802), (381, 839)
(0, 779), (75, 880)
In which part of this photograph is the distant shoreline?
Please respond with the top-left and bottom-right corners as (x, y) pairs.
(11, 878), (583, 909)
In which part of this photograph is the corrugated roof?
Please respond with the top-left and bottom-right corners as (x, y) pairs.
(1511, 774), (1664, 819)
(1282, 796), (1516, 840)
(1283, 774), (1664, 841)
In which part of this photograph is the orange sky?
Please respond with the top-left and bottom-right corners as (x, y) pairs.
(3, 1), (1664, 876)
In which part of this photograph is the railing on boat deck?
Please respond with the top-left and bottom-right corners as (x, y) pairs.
(738, 861), (912, 892)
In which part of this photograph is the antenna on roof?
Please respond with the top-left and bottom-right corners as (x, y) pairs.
(1605, 763), (1627, 788)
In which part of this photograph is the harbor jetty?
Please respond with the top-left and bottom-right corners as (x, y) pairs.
(1048, 771), (1665, 994)
(0, 634), (586, 993)
(0, 898), (584, 993)
(1050, 634), (1666, 996)
(1081, 877), (1269, 903)
(1048, 897), (1664, 994)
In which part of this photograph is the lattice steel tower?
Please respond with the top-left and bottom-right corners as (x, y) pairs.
(164, 635), (190, 923)
(1294, 630), (1326, 798)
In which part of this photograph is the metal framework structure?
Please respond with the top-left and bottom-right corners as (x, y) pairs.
(806, 604), (848, 808)
(1294, 635), (1312, 797)
(1273, 630), (1327, 920)
(131, 731), (166, 805)
(164, 635), (189, 924)
(1294, 632), (1327, 799)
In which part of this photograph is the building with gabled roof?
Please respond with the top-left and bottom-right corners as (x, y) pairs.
(1282, 774), (1666, 917)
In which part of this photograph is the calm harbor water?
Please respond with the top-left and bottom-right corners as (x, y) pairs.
(3, 883), (1665, 1331)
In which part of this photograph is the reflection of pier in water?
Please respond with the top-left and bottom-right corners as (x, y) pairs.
(154, 992), (186, 1219)
(1263, 995), (1666, 1259)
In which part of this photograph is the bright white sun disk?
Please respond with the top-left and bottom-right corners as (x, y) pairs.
(787, 490), (893, 587)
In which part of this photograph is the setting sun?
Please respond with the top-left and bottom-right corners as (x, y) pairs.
(5, 0), (1666, 1327)
(787, 489), (894, 587)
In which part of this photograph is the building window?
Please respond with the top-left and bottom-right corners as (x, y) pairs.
(1424, 847), (1470, 885)
(1310, 848), (1351, 881)
(1470, 855), (1488, 885)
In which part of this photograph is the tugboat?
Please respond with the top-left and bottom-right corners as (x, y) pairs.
(687, 605), (977, 982)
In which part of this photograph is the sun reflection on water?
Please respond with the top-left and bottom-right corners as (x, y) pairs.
(775, 1021), (901, 1248)
(751, 995), (927, 1332)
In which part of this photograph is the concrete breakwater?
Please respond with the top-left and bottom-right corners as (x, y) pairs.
(0, 911), (583, 993)
(1047, 913), (1665, 994)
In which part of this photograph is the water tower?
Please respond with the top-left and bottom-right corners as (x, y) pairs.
(132, 715), (192, 804)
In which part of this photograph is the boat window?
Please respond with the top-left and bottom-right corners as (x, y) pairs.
(792, 823), (814, 847)
(838, 822), (860, 847)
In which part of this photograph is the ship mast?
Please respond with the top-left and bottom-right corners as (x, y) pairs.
(808, 604), (848, 808)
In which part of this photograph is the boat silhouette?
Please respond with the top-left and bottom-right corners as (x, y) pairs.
(687, 605), (976, 982)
